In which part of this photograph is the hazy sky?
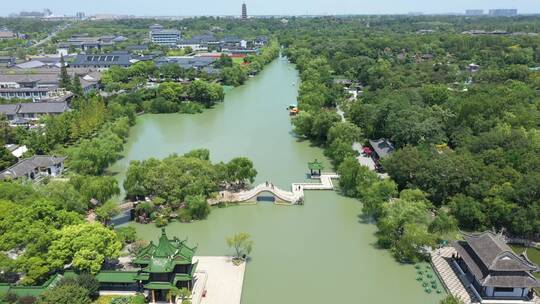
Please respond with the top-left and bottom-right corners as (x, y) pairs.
(2, 0), (538, 16)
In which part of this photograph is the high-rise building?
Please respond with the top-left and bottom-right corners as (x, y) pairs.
(465, 10), (484, 16)
(242, 3), (248, 20)
(488, 9), (518, 17)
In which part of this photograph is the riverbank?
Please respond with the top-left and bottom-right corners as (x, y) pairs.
(113, 58), (444, 304)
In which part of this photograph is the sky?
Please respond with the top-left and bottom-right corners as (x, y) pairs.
(2, 0), (538, 17)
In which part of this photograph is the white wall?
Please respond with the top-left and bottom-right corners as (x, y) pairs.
(486, 287), (526, 298)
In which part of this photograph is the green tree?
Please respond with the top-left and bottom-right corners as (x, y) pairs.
(0, 146), (17, 171)
(449, 195), (486, 231)
(226, 232), (253, 262)
(47, 223), (121, 274)
(440, 295), (464, 304)
(37, 284), (91, 304)
(115, 227), (137, 245)
(215, 53), (233, 68)
(157, 82), (185, 102)
(95, 201), (120, 225)
(76, 273), (100, 300)
(37, 181), (86, 213)
(429, 212), (458, 236)
(59, 55), (71, 89)
(71, 75), (84, 97)
(337, 158), (362, 197)
(184, 148), (210, 161)
(221, 66), (247, 86)
(185, 195), (210, 220)
(187, 80), (224, 106)
(168, 287), (191, 304)
(70, 175), (120, 206)
(362, 179), (398, 219)
(377, 197), (434, 262)
(226, 157), (257, 187)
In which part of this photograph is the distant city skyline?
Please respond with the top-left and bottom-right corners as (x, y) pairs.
(1, 0), (537, 17)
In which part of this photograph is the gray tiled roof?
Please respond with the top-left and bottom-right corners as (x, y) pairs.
(155, 56), (216, 69)
(0, 104), (19, 115)
(0, 73), (59, 85)
(152, 29), (180, 35)
(464, 232), (537, 271)
(4, 144), (19, 152)
(221, 36), (241, 43)
(180, 35), (217, 44)
(369, 138), (395, 158)
(0, 88), (49, 93)
(72, 53), (132, 67)
(452, 231), (540, 288)
(18, 102), (69, 114)
(0, 155), (66, 179)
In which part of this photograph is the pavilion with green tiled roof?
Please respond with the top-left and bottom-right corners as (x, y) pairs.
(96, 228), (198, 303)
(0, 229), (198, 302)
(308, 159), (324, 176)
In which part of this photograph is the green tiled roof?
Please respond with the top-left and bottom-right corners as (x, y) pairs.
(134, 273), (150, 281)
(173, 273), (193, 284)
(95, 271), (139, 283)
(0, 284), (11, 294)
(143, 281), (175, 290)
(0, 274), (62, 297)
(143, 257), (174, 273)
(308, 159), (324, 171)
(135, 228), (197, 273)
(190, 261), (198, 277)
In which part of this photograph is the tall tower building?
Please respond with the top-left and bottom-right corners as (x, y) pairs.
(242, 3), (248, 20)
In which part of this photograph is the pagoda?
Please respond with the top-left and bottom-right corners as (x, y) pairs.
(95, 228), (198, 303)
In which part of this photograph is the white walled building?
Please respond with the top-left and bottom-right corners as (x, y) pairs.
(453, 232), (539, 303)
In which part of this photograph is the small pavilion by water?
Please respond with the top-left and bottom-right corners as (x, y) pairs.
(308, 159), (324, 176)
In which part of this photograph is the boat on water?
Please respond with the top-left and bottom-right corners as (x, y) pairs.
(287, 104), (299, 116)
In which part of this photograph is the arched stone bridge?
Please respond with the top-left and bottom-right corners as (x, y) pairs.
(209, 173), (339, 205)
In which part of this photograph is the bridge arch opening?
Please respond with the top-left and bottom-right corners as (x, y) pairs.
(256, 190), (278, 202)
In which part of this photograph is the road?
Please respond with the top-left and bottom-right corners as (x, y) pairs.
(33, 23), (71, 47)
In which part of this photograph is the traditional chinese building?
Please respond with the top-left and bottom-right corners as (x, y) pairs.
(96, 228), (198, 303)
(452, 231), (539, 303)
(308, 159), (324, 176)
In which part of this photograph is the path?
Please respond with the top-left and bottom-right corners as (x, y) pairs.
(209, 173), (339, 205)
(336, 105), (387, 178)
(34, 23), (71, 47)
(193, 256), (246, 304)
(431, 247), (478, 304)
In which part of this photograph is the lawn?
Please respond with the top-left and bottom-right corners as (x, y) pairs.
(510, 245), (540, 293)
(233, 57), (245, 65)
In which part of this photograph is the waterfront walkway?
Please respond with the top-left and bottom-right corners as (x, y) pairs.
(336, 105), (388, 178)
(431, 247), (478, 304)
(194, 256), (246, 304)
(209, 173), (339, 205)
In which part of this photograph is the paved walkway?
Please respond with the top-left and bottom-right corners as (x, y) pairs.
(193, 256), (246, 304)
(337, 105), (388, 179)
(431, 247), (477, 304)
(209, 174), (339, 205)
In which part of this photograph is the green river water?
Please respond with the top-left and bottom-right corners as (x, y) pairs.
(109, 57), (444, 304)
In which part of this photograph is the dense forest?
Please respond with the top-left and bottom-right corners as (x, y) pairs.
(281, 16), (540, 261)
